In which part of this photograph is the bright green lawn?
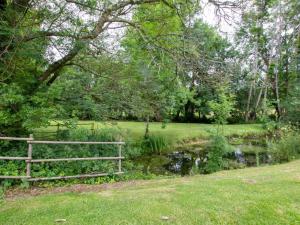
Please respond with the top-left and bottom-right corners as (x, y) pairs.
(1, 160), (299, 225)
(37, 121), (265, 142)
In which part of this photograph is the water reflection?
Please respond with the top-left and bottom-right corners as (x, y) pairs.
(164, 145), (272, 175)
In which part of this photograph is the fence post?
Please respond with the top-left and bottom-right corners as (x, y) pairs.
(26, 134), (33, 178)
(118, 144), (122, 172)
(91, 122), (95, 135)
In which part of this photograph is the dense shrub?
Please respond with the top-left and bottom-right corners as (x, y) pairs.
(268, 134), (300, 163)
(0, 140), (28, 185)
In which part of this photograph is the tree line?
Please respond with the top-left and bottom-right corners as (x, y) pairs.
(0, 0), (299, 136)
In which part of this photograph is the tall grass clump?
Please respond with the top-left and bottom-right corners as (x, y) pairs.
(142, 134), (169, 155)
(268, 134), (300, 163)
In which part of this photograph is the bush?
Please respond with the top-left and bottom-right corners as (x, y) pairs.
(200, 135), (231, 174)
(268, 134), (300, 163)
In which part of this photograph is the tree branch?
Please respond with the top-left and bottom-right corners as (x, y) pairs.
(38, 0), (176, 84)
(39, 41), (85, 82)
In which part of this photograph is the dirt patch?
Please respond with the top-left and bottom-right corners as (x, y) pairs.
(4, 180), (148, 200)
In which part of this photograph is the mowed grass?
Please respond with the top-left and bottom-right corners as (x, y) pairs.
(37, 121), (265, 142)
(1, 160), (299, 225)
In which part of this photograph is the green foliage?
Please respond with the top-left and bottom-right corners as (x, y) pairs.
(201, 134), (231, 174)
(0, 187), (4, 201)
(20, 179), (30, 189)
(223, 160), (246, 170)
(0, 0), (202, 136)
(268, 134), (300, 163)
(190, 164), (201, 175)
(0, 128), (126, 183)
(262, 120), (278, 132)
(208, 86), (235, 126)
(121, 5), (182, 122)
(235, 0), (300, 122)
(0, 125), (170, 187)
(1, 0), (299, 138)
(283, 79), (300, 125)
(142, 134), (169, 155)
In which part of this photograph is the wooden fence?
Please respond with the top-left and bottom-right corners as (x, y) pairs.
(0, 135), (124, 181)
(34, 122), (96, 139)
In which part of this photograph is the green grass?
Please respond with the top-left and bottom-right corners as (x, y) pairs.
(1, 160), (299, 225)
(36, 121), (265, 143)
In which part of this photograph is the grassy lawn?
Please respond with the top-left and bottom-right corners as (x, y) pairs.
(1, 160), (299, 225)
(36, 121), (265, 142)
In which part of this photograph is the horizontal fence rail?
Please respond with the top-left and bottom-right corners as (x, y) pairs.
(27, 140), (125, 145)
(31, 156), (124, 163)
(0, 135), (124, 181)
(0, 176), (30, 179)
(35, 122), (96, 139)
(0, 137), (33, 141)
(0, 156), (29, 160)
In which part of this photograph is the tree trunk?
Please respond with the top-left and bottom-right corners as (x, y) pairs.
(144, 115), (150, 139)
(296, 30), (300, 78)
(274, 70), (281, 118)
(184, 100), (195, 122)
(253, 86), (263, 119)
(274, 0), (283, 119)
(245, 81), (254, 122)
(285, 54), (289, 98)
(174, 109), (181, 121)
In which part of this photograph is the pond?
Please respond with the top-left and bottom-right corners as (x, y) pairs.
(137, 138), (272, 176)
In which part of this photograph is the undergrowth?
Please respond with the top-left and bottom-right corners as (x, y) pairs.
(268, 133), (300, 163)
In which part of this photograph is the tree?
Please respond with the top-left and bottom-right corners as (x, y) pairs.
(235, 0), (300, 122)
(0, 0), (202, 135)
(162, 21), (235, 122)
(208, 86), (235, 132)
(283, 79), (300, 125)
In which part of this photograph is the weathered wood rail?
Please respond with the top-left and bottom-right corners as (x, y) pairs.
(0, 135), (124, 181)
(35, 122), (96, 139)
